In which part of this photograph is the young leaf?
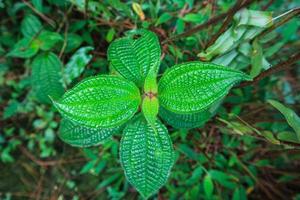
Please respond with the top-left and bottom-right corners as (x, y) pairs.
(59, 118), (120, 147)
(108, 29), (161, 87)
(142, 71), (159, 126)
(158, 62), (251, 114)
(64, 46), (94, 85)
(52, 75), (141, 128)
(250, 39), (263, 78)
(120, 116), (174, 199)
(31, 52), (64, 103)
(268, 100), (300, 140)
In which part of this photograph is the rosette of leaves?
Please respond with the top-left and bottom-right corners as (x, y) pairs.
(52, 29), (251, 199)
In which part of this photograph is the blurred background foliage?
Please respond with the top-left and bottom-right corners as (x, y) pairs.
(0, 0), (300, 199)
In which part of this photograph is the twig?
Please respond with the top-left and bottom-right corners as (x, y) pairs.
(162, 0), (256, 44)
(20, 145), (86, 167)
(22, 0), (56, 28)
(237, 52), (300, 88)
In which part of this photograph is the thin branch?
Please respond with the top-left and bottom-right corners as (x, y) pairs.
(162, 0), (256, 44)
(22, 0), (56, 28)
(205, 0), (243, 48)
(237, 52), (300, 88)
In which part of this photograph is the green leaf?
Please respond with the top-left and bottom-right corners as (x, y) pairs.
(159, 106), (211, 129)
(158, 62), (251, 114)
(120, 116), (174, 199)
(21, 14), (42, 38)
(277, 131), (300, 144)
(108, 29), (161, 87)
(203, 174), (214, 199)
(37, 31), (63, 51)
(65, 33), (83, 53)
(232, 187), (247, 200)
(7, 38), (39, 58)
(59, 118), (120, 147)
(53, 75), (141, 128)
(155, 13), (172, 26)
(250, 39), (263, 78)
(64, 46), (94, 85)
(268, 100), (300, 140)
(31, 52), (64, 103)
(142, 97), (159, 127)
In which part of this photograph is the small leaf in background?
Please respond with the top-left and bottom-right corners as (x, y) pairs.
(106, 28), (116, 43)
(132, 2), (145, 20)
(120, 116), (174, 199)
(183, 13), (205, 23)
(64, 33), (83, 53)
(250, 39), (263, 78)
(31, 52), (65, 103)
(268, 100), (300, 140)
(203, 174), (214, 199)
(21, 14), (42, 38)
(232, 186), (247, 200)
(176, 18), (185, 34)
(64, 46), (94, 85)
(59, 118), (119, 147)
(277, 131), (300, 144)
(31, 0), (43, 12)
(7, 37), (39, 58)
(37, 31), (63, 51)
(155, 13), (172, 26)
(3, 100), (19, 119)
(52, 75), (141, 128)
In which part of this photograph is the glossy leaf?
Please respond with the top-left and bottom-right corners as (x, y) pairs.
(158, 62), (251, 114)
(108, 29), (161, 87)
(120, 116), (174, 199)
(59, 118), (120, 147)
(31, 52), (64, 103)
(53, 75), (141, 128)
(64, 46), (94, 85)
(268, 100), (300, 140)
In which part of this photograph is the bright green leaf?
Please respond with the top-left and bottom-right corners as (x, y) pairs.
(108, 29), (161, 87)
(158, 62), (251, 114)
(59, 118), (120, 147)
(155, 13), (172, 26)
(203, 174), (214, 199)
(120, 116), (174, 199)
(52, 75), (141, 128)
(31, 52), (64, 103)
